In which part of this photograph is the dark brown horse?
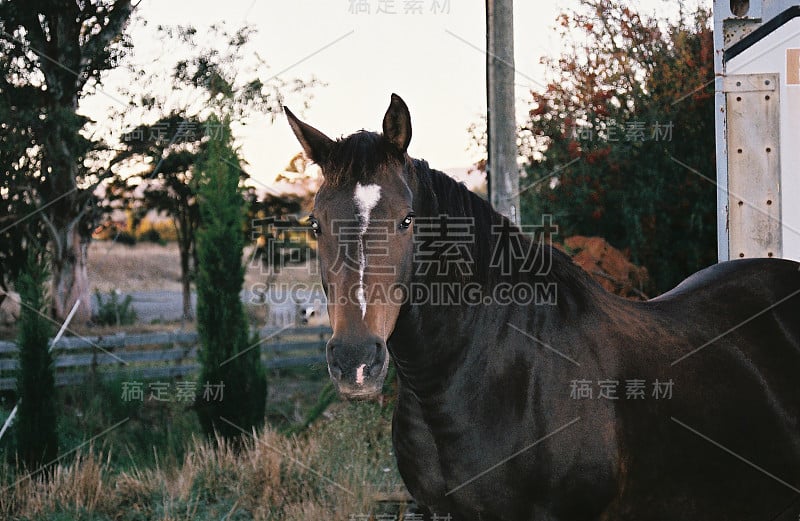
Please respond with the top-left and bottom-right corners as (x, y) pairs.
(285, 95), (800, 521)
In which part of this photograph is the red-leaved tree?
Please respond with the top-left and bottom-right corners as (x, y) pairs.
(519, 1), (715, 293)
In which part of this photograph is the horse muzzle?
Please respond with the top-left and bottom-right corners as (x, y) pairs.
(326, 335), (388, 399)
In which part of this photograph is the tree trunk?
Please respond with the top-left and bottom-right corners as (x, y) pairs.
(179, 239), (194, 321)
(43, 116), (93, 324)
(50, 224), (92, 323)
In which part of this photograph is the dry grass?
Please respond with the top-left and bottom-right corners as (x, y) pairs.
(1, 403), (404, 521)
(0, 317), (200, 341)
(88, 242), (185, 293)
(88, 241), (320, 294)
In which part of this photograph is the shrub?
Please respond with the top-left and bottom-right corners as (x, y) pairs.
(137, 228), (164, 244)
(15, 253), (57, 469)
(93, 289), (137, 326)
(136, 216), (179, 242)
(114, 231), (137, 246)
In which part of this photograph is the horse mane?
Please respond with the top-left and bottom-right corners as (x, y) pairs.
(411, 158), (601, 305)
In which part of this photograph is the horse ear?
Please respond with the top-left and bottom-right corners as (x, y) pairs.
(382, 93), (412, 153)
(284, 106), (333, 167)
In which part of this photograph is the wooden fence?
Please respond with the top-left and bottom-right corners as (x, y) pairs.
(0, 326), (332, 391)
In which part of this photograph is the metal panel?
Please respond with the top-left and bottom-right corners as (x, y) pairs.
(724, 73), (782, 259)
(717, 0), (800, 46)
(718, 0), (763, 49)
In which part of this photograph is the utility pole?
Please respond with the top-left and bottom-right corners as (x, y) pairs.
(486, 0), (519, 224)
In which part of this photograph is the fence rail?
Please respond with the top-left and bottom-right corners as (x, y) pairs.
(0, 326), (332, 391)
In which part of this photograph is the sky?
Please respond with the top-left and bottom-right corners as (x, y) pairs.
(80, 0), (695, 191)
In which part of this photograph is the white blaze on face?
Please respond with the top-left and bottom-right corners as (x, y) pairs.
(355, 363), (366, 386)
(354, 182), (382, 319)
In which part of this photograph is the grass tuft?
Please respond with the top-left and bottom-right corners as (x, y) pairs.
(1, 399), (403, 520)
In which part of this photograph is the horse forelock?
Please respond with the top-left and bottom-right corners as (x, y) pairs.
(322, 131), (401, 187)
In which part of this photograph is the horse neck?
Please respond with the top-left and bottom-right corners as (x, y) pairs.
(388, 161), (604, 393)
(409, 160), (597, 293)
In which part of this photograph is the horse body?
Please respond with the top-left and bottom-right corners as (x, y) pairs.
(384, 165), (623, 520)
(285, 95), (800, 520)
(389, 305), (622, 520)
(390, 239), (800, 520)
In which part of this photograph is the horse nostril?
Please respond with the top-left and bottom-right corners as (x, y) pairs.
(327, 340), (342, 380)
(329, 359), (343, 380)
(369, 342), (387, 376)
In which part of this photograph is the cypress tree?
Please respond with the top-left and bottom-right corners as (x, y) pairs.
(15, 253), (57, 468)
(195, 115), (267, 440)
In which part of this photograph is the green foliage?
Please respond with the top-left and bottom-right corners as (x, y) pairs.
(0, 99), (49, 295)
(520, 1), (716, 293)
(285, 381), (338, 435)
(15, 253), (57, 469)
(195, 115), (267, 441)
(92, 289), (137, 326)
(0, 1), (135, 319)
(56, 375), (200, 471)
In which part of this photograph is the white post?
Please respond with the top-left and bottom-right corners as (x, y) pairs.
(486, 0), (519, 223)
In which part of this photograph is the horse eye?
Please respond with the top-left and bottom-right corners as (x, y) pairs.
(400, 214), (414, 230)
(309, 218), (321, 235)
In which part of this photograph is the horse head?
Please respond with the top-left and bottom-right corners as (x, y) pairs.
(285, 94), (418, 399)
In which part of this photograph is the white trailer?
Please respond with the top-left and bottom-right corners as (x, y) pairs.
(714, 0), (800, 261)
